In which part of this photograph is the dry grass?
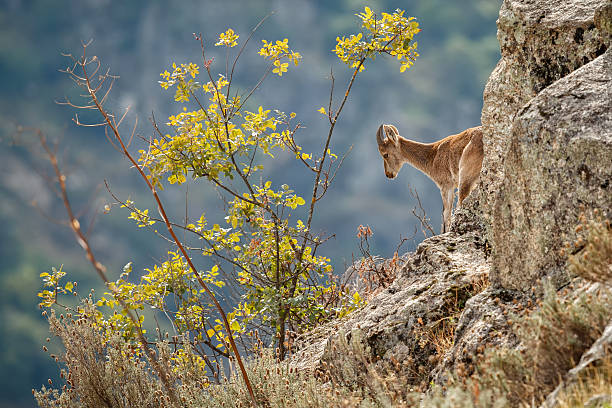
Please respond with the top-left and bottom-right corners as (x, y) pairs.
(34, 301), (392, 407)
(467, 284), (612, 407)
(566, 212), (612, 285)
(316, 329), (420, 405)
(555, 355), (612, 408)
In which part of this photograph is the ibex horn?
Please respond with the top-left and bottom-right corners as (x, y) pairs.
(385, 124), (399, 143)
(376, 124), (386, 145)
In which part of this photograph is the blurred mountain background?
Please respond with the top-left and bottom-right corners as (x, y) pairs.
(0, 0), (501, 406)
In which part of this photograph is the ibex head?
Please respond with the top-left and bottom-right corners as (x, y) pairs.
(376, 124), (403, 179)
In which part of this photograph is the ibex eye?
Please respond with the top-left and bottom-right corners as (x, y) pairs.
(383, 153), (388, 159)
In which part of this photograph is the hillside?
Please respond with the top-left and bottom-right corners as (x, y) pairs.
(7, 0), (612, 406)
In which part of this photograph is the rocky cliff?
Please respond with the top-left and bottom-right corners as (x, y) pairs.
(291, 0), (612, 403)
(483, 0), (611, 291)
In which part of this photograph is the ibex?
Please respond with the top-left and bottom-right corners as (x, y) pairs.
(376, 124), (483, 233)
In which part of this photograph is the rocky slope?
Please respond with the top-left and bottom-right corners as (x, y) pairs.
(291, 0), (612, 400)
(292, 231), (502, 388)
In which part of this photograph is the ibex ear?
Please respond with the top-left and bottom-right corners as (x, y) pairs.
(376, 125), (386, 146)
(384, 124), (400, 145)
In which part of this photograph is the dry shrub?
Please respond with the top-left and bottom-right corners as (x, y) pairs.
(468, 284), (612, 407)
(469, 273), (490, 295)
(316, 329), (423, 407)
(555, 354), (612, 408)
(421, 382), (508, 408)
(35, 305), (168, 408)
(566, 212), (612, 285)
(347, 225), (404, 300)
(34, 302), (372, 407)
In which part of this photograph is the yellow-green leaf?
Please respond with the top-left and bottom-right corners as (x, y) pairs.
(230, 320), (241, 332)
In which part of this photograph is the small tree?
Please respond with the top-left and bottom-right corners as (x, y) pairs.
(36, 7), (420, 403)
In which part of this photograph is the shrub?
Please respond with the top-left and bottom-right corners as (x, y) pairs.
(464, 283), (612, 407)
(566, 211), (612, 285)
(36, 6), (422, 405)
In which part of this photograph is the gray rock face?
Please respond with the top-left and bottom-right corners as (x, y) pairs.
(430, 285), (523, 384)
(491, 49), (612, 291)
(475, 0), (611, 246)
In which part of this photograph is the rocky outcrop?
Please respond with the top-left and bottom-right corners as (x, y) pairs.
(491, 49), (612, 290)
(479, 0), (610, 218)
(291, 231), (521, 386)
(473, 0), (612, 290)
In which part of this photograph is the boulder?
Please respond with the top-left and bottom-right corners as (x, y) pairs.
(491, 49), (612, 290)
(473, 0), (611, 247)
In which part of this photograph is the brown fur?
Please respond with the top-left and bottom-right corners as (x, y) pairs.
(376, 124), (484, 233)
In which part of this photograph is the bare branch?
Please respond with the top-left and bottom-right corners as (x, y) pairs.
(34, 127), (182, 406)
(409, 186), (435, 238)
(65, 44), (256, 402)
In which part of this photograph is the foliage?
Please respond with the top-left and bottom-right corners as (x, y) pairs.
(36, 6), (420, 400)
(38, 265), (76, 308)
(97, 7), (417, 362)
(334, 7), (420, 73)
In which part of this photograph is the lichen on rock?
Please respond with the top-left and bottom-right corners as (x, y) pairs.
(475, 0), (610, 246)
(491, 48), (611, 291)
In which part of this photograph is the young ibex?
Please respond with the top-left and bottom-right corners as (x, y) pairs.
(376, 124), (483, 233)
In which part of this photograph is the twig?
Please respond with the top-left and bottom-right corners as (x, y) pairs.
(34, 128), (181, 406)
